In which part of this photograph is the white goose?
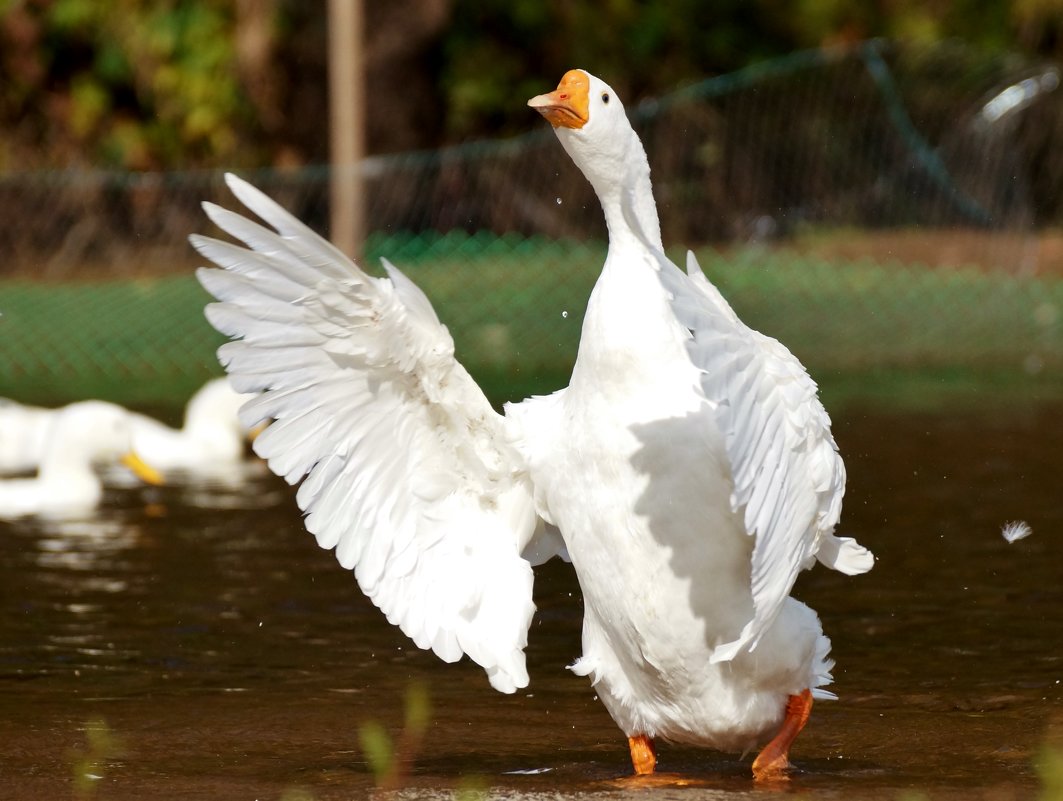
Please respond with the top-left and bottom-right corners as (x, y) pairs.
(0, 398), (53, 475)
(2, 380), (253, 481)
(192, 69), (873, 779)
(127, 378), (255, 474)
(0, 400), (163, 520)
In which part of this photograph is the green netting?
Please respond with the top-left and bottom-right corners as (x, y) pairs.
(0, 276), (226, 407)
(3, 41), (1063, 411)
(3, 236), (1063, 409)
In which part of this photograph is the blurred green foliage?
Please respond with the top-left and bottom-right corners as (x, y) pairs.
(358, 681), (431, 790)
(68, 717), (123, 801)
(3, 0), (1063, 169)
(440, 0), (1061, 137)
(1039, 724), (1063, 801)
(0, 0), (247, 170)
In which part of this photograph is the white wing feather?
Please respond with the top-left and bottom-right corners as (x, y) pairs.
(192, 173), (550, 693)
(659, 251), (874, 662)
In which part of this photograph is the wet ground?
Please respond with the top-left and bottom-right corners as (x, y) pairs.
(1, 400), (1062, 800)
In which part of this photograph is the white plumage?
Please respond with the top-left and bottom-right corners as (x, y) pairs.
(0, 400), (162, 520)
(1001, 520), (1032, 543)
(0, 398), (53, 475)
(193, 68), (873, 776)
(1, 379), (253, 480)
(196, 182), (548, 693)
(126, 378), (256, 474)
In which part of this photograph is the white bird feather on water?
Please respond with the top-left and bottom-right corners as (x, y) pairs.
(1001, 520), (1032, 543)
(192, 68), (873, 768)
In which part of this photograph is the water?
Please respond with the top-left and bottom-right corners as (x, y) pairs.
(1, 402), (1061, 800)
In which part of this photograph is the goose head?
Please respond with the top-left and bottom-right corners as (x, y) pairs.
(529, 69), (662, 250)
(182, 378), (253, 441)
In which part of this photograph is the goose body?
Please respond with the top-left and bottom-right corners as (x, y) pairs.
(193, 69), (873, 777)
(513, 250), (824, 753)
(0, 400), (162, 519)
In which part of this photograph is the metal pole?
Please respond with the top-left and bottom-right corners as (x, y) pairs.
(327, 0), (365, 260)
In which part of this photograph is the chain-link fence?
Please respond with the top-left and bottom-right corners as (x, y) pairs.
(3, 40), (1063, 409)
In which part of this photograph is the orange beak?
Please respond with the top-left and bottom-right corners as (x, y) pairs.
(528, 69), (590, 129)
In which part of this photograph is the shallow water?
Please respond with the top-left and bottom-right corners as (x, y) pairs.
(1, 402), (1061, 800)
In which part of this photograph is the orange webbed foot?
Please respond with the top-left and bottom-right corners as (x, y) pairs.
(627, 733), (657, 775)
(752, 689), (813, 781)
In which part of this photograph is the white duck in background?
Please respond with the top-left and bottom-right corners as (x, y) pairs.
(0, 398), (54, 475)
(192, 69), (873, 780)
(0, 400), (163, 520)
(127, 378), (255, 474)
(1, 380), (256, 485)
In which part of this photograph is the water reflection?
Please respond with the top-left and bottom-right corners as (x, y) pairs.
(101, 457), (277, 509)
(0, 403), (1060, 799)
(36, 518), (137, 572)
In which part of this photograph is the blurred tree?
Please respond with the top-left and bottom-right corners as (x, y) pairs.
(1012, 0), (1063, 56)
(441, 0), (801, 139)
(0, 0), (249, 169)
(0, 0), (453, 169)
(2, 0), (1063, 170)
(228, 0), (452, 166)
(438, 0), (1063, 139)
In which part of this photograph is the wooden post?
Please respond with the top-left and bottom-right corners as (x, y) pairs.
(327, 0), (365, 260)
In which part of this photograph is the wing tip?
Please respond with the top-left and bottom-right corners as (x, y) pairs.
(685, 249), (703, 278)
(486, 663), (529, 694)
(223, 171), (245, 193)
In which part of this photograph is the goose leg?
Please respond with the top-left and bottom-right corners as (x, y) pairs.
(627, 733), (657, 775)
(751, 689), (813, 780)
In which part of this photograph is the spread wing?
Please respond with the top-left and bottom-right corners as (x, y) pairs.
(657, 251), (874, 663)
(192, 173), (552, 692)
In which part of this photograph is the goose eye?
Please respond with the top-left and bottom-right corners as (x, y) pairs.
(601, 92), (610, 104)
